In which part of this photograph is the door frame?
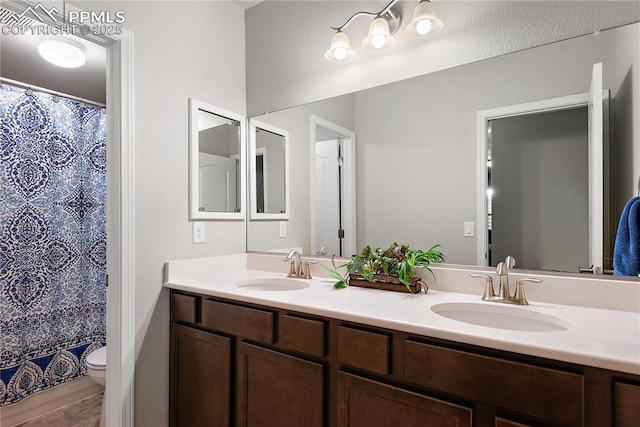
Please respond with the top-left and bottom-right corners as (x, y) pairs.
(105, 28), (135, 427)
(476, 93), (592, 266)
(310, 115), (356, 257)
(0, 1), (136, 424)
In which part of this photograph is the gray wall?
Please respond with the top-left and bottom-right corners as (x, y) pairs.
(490, 108), (589, 272)
(74, 2), (246, 426)
(199, 124), (238, 157)
(351, 29), (617, 264)
(255, 129), (286, 213)
(613, 23), (640, 222)
(245, 1), (640, 116)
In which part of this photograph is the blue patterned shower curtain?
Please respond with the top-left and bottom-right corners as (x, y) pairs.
(0, 83), (107, 405)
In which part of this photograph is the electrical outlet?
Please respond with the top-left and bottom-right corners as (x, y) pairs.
(279, 221), (287, 238)
(193, 222), (205, 243)
(463, 221), (475, 237)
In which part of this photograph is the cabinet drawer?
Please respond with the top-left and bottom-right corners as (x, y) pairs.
(171, 293), (198, 324)
(615, 382), (640, 427)
(337, 326), (390, 375)
(280, 314), (325, 358)
(405, 341), (584, 426)
(201, 299), (274, 344)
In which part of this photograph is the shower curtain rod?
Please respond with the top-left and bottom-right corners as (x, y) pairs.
(0, 77), (106, 108)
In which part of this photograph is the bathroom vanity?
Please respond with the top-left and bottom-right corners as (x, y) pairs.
(165, 255), (640, 427)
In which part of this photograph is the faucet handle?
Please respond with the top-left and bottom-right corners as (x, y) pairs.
(505, 256), (516, 269)
(469, 273), (496, 300)
(303, 261), (319, 279)
(283, 258), (297, 278)
(513, 278), (542, 305)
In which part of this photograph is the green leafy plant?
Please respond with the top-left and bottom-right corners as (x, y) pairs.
(323, 243), (444, 292)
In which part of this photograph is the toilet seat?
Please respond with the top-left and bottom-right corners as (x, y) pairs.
(87, 346), (106, 370)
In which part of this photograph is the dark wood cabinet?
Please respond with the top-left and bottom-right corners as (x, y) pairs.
(405, 340), (583, 426)
(169, 290), (640, 427)
(337, 371), (472, 427)
(615, 382), (640, 427)
(170, 324), (231, 427)
(495, 418), (530, 427)
(236, 342), (324, 427)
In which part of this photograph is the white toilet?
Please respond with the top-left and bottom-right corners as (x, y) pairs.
(86, 346), (107, 427)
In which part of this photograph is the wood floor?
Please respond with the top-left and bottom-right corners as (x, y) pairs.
(14, 393), (102, 427)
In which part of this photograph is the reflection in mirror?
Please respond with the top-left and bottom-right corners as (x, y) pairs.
(311, 115), (356, 257)
(249, 120), (289, 220)
(246, 22), (640, 277)
(189, 98), (246, 220)
(476, 87), (610, 274)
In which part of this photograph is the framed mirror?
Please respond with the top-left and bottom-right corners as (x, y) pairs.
(249, 119), (290, 220)
(189, 98), (246, 220)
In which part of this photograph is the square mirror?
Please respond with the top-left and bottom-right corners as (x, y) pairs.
(249, 119), (289, 220)
(189, 98), (246, 220)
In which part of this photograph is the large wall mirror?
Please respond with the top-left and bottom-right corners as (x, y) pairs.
(246, 21), (640, 278)
(249, 119), (290, 220)
(189, 98), (246, 220)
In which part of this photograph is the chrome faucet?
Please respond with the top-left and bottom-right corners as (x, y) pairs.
(470, 256), (542, 305)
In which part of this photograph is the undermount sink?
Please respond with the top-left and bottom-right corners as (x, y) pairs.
(431, 302), (572, 332)
(235, 277), (310, 291)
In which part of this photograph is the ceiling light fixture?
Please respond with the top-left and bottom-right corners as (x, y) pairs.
(38, 38), (86, 68)
(325, 0), (443, 62)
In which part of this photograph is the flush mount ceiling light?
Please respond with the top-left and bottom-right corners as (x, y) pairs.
(38, 38), (86, 68)
(325, 0), (443, 62)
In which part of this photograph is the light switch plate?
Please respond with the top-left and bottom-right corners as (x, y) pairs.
(193, 222), (205, 243)
(464, 222), (475, 237)
(279, 221), (287, 238)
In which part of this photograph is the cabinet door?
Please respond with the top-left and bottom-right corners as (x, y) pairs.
(170, 324), (231, 427)
(236, 342), (324, 427)
(615, 382), (640, 427)
(337, 371), (472, 427)
(495, 418), (530, 427)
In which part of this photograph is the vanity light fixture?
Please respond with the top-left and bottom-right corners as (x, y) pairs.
(405, 0), (444, 37)
(325, 30), (356, 62)
(362, 16), (396, 51)
(325, 0), (443, 62)
(38, 38), (86, 68)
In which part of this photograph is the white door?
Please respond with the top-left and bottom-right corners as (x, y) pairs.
(588, 62), (604, 273)
(315, 139), (341, 256)
(199, 153), (237, 212)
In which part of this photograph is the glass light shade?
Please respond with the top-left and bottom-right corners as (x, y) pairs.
(405, 0), (444, 37)
(38, 39), (86, 68)
(324, 31), (355, 62)
(362, 17), (396, 51)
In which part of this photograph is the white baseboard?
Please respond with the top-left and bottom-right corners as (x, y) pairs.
(0, 377), (104, 427)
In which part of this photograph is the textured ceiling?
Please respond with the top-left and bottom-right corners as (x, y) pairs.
(234, 0), (264, 10)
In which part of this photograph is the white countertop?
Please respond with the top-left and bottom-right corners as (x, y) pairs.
(164, 263), (640, 376)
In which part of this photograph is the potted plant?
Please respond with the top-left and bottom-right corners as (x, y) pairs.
(324, 243), (444, 294)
